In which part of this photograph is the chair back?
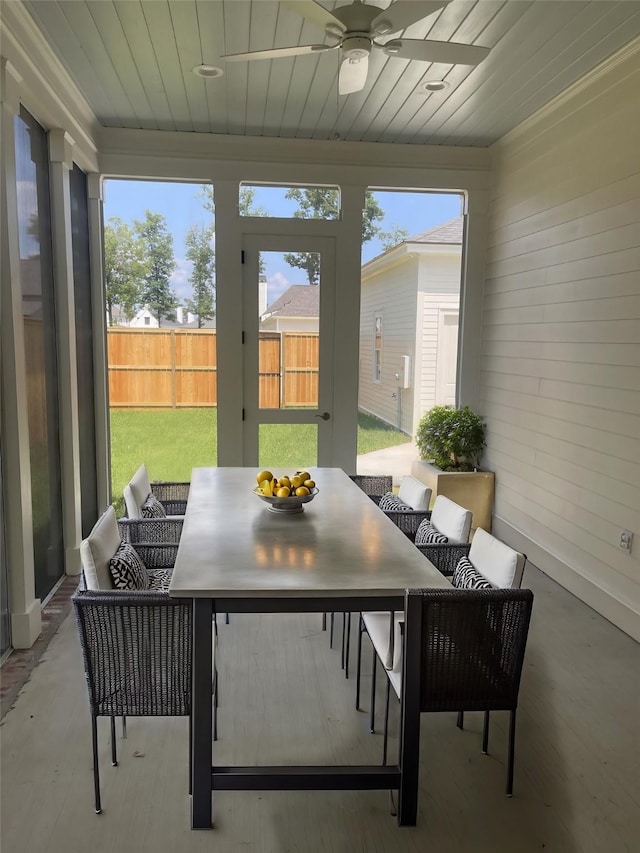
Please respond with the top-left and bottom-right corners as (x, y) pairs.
(404, 587), (533, 713)
(73, 590), (192, 718)
(398, 476), (431, 511)
(430, 495), (472, 544)
(349, 474), (393, 497)
(80, 506), (121, 590)
(469, 528), (526, 588)
(124, 464), (152, 519)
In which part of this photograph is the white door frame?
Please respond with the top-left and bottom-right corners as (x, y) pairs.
(241, 232), (337, 466)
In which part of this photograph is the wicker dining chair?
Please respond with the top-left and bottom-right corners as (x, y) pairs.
(325, 475), (394, 662)
(123, 463), (190, 519)
(371, 587), (534, 816)
(73, 590), (217, 814)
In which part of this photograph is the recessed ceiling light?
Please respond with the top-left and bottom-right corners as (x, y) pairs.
(193, 65), (224, 79)
(421, 80), (450, 92)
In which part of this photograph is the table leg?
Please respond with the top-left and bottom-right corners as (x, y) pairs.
(191, 598), (213, 829)
(397, 594), (422, 827)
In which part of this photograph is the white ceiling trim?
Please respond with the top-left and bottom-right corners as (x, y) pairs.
(1, 2), (99, 170)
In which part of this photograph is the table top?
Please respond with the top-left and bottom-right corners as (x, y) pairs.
(168, 467), (449, 599)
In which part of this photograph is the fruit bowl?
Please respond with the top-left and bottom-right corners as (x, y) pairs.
(253, 487), (319, 514)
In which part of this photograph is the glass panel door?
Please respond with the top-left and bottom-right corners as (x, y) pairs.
(242, 236), (335, 469)
(14, 107), (64, 601)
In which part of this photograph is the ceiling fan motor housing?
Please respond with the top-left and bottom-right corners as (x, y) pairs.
(342, 36), (371, 60)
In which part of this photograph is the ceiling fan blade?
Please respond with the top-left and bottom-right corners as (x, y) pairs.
(222, 44), (334, 62)
(371, 1), (450, 36)
(279, 0), (346, 33)
(339, 54), (369, 95)
(382, 38), (490, 66)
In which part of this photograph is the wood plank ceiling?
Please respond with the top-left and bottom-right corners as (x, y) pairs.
(22, 0), (640, 146)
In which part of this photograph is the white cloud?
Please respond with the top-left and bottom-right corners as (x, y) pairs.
(170, 257), (193, 301)
(267, 271), (292, 305)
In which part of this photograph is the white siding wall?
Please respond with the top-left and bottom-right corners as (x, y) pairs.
(359, 257), (418, 433)
(484, 49), (640, 640)
(415, 252), (462, 431)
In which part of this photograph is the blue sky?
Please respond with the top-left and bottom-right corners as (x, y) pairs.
(103, 180), (461, 307)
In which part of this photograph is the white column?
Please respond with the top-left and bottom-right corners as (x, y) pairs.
(214, 180), (244, 466)
(87, 173), (111, 510)
(457, 190), (490, 412)
(332, 184), (366, 474)
(0, 59), (42, 647)
(49, 129), (82, 575)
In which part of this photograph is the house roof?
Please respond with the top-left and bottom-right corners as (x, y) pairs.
(263, 285), (319, 319)
(406, 217), (463, 246)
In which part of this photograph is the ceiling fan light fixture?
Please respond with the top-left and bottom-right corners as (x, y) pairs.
(373, 18), (393, 36)
(193, 64), (224, 79)
(421, 79), (450, 92)
(382, 40), (402, 55)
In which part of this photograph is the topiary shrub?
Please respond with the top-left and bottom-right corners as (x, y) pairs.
(415, 405), (486, 471)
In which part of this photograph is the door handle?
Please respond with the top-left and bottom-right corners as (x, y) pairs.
(314, 412), (331, 421)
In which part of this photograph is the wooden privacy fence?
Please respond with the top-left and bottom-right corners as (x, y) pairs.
(107, 328), (319, 408)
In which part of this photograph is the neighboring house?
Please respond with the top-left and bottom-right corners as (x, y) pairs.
(359, 217), (463, 437)
(128, 306), (158, 328)
(260, 284), (320, 332)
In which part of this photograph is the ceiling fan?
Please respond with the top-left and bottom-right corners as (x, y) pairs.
(221, 0), (490, 95)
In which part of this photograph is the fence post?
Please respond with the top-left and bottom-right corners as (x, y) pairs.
(171, 329), (177, 408)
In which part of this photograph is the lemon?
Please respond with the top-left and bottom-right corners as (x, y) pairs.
(259, 479), (273, 496)
(295, 486), (310, 496)
(303, 479), (315, 489)
(256, 470), (273, 484)
(276, 486), (290, 498)
(297, 471), (310, 482)
(291, 475), (304, 488)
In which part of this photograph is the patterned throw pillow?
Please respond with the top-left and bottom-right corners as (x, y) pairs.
(109, 541), (150, 590)
(147, 568), (173, 592)
(378, 492), (410, 511)
(452, 556), (493, 590)
(141, 493), (166, 519)
(415, 519), (448, 545)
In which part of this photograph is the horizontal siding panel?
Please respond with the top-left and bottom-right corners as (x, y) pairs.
(493, 481), (640, 588)
(487, 449), (637, 532)
(487, 173), (640, 250)
(483, 270), (638, 309)
(481, 383), (640, 440)
(485, 400), (638, 463)
(485, 248), (640, 294)
(481, 355), (638, 391)
(482, 340), (640, 367)
(487, 198), (640, 265)
(485, 223), (639, 280)
(484, 294), (640, 325)
(485, 418), (640, 491)
(482, 321), (639, 345)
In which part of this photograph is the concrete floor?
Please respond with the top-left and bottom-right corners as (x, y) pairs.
(1, 562), (639, 853)
(356, 441), (419, 487)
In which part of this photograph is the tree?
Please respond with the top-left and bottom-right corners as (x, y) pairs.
(282, 188), (385, 284)
(379, 225), (410, 252)
(103, 217), (148, 324)
(184, 224), (215, 327)
(134, 211), (177, 327)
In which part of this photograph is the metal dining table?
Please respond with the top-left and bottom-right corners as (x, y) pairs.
(168, 466), (449, 829)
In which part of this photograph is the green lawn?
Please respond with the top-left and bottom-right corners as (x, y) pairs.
(110, 408), (408, 514)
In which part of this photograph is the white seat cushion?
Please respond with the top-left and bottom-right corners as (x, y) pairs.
(468, 528), (525, 588)
(80, 506), (121, 590)
(430, 495), (472, 544)
(124, 464), (152, 519)
(397, 476), (431, 511)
